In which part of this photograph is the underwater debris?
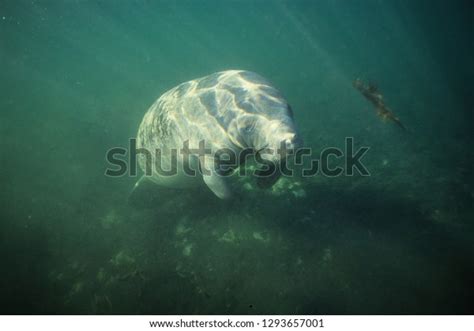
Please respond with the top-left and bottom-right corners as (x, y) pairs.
(296, 256), (303, 266)
(322, 248), (333, 263)
(96, 268), (107, 283)
(175, 261), (187, 278)
(100, 209), (122, 229)
(219, 229), (238, 243)
(353, 78), (407, 131)
(182, 243), (194, 257)
(69, 280), (85, 296)
(91, 294), (113, 313)
(118, 269), (146, 282)
(176, 218), (192, 236)
(252, 231), (270, 243)
(108, 250), (146, 284)
(243, 182), (253, 191)
(110, 251), (135, 267)
(270, 178), (306, 198)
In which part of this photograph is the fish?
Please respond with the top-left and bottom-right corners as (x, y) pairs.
(353, 78), (407, 131)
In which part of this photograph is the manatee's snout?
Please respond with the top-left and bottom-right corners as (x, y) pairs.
(255, 134), (302, 190)
(283, 134), (303, 151)
(256, 132), (302, 167)
(277, 133), (303, 161)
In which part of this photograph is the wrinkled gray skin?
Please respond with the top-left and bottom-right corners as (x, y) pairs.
(136, 70), (301, 199)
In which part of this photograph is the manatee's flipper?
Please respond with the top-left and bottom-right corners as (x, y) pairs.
(255, 162), (281, 189)
(200, 156), (232, 199)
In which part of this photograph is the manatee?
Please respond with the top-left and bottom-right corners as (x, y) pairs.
(135, 70), (301, 199)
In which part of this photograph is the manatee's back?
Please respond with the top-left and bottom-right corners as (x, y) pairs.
(176, 70), (289, 148)
(137, 70), (289, 161)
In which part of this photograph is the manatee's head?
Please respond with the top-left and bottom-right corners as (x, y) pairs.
(230, 98), (302, 188)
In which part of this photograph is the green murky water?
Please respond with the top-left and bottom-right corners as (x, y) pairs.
(0, 0), (472, 314)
